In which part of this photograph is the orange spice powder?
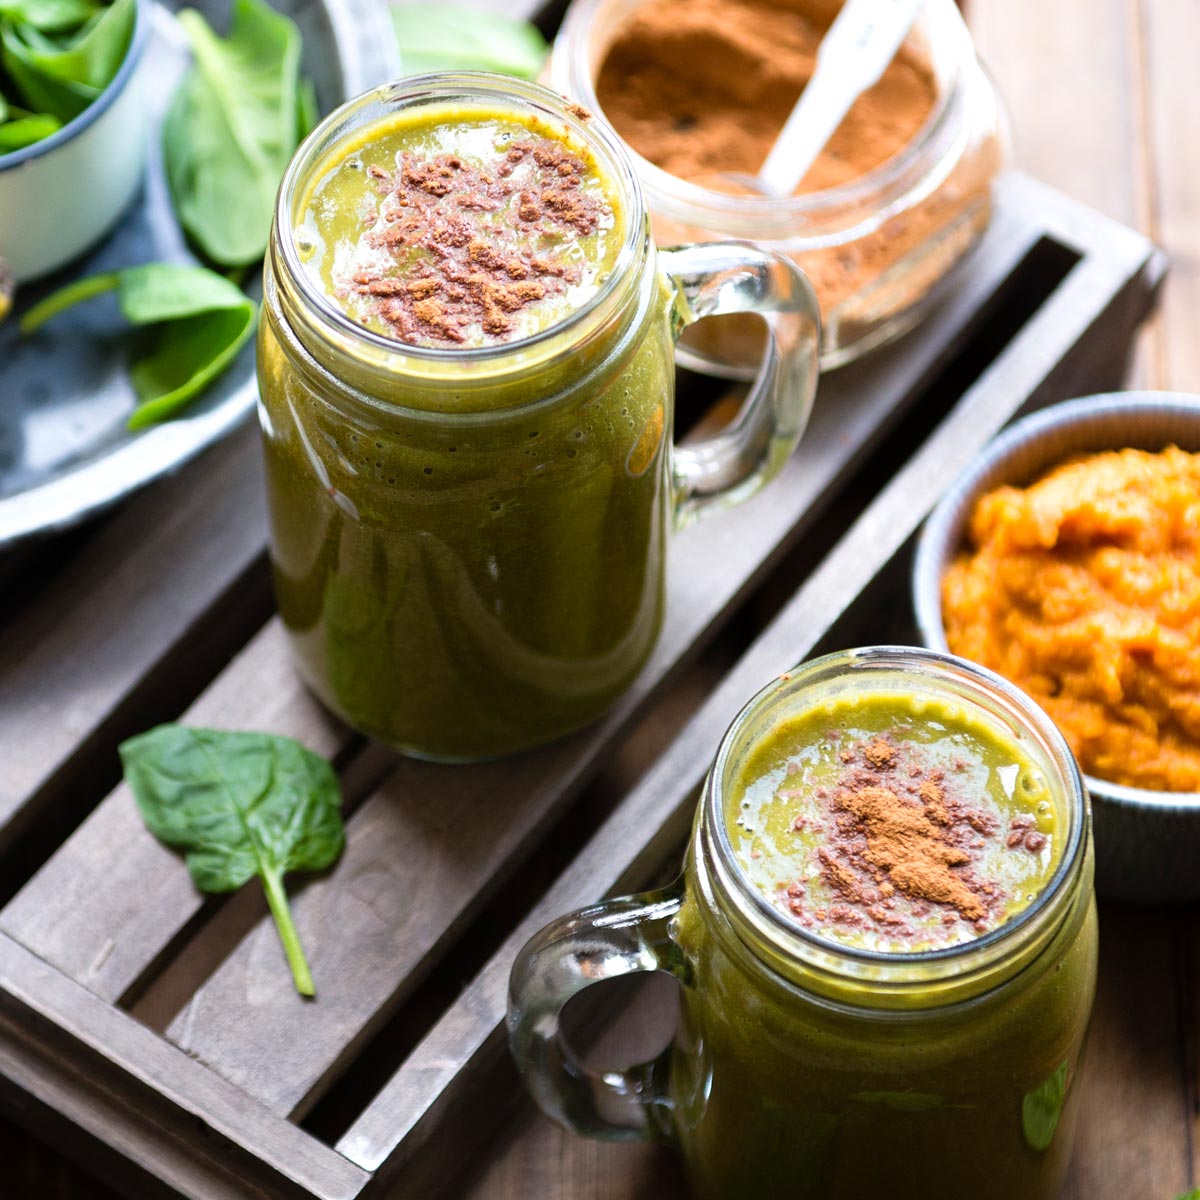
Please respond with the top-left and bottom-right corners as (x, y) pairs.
(595, 0), (936, 193)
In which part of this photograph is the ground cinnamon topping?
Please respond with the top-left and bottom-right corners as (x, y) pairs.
(781, 733), (1021, 939)
(341, 138), (611, 347)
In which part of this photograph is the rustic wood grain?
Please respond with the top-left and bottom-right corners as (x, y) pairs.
(0, 932), (370, 1200)
(970, 0), (1150, 229)
(1139, 0), (1200, 393)
(0, 424), (270, 847)
(970, 0), (1159, 390)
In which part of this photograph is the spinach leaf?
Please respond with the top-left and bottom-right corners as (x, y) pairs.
(163, 0), (302, 267)
(119, 725), (345, 998)
(295, 71), (317, 141)
(0, 105), (60, 148)
(0, 0), (133, 123)
(390, 4), (548, 80)
(0, 87), (7, 121)
(1021, 1061), (1068, 1152)
(0, 0), (100, 32)
(0, 19), (98, 120)
(20, 262), (257, 429)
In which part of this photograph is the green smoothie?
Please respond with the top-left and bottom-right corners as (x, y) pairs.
(669, 687), (1098, 1200)
(728, 694), (1061, 952)
(295, 107), (623, 349)
(259, 102), (676, 758)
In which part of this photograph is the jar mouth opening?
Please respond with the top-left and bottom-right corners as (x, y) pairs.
(553, 0), (972, 226)
(274, 71), (648, 367)
(705, 646), (1088, 973)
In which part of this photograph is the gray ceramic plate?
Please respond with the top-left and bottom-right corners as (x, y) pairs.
(912, 392), (1200, 903)
(0, 0), (400, 549)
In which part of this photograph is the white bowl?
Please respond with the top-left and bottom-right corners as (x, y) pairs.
(0, 0), (151, 282)
(912, 392), (1200, 903)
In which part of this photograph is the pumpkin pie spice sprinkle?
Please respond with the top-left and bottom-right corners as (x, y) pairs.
(780, 732), (1045, 941)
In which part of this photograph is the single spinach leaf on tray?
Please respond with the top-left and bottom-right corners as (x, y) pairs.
(391, 3), (549, 79)
(119, 725), (346, 998)
(0, 0), (100, 34)
(0, 105), (60, 148)
(20, 262), (257, 429)
(163, 0), (302, 267)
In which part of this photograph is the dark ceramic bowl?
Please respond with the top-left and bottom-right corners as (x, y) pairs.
(913, 392), (1200, 903)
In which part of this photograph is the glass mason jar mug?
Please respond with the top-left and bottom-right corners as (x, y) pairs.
(258, 75), (821, 761)
(509, 648), (1098, 1199)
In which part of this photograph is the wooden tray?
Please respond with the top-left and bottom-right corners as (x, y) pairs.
(0, 170), (1163, 1198)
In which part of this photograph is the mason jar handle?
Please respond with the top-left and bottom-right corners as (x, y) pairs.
(659, 243), (821, 529)
(507, 882), (686, 1143)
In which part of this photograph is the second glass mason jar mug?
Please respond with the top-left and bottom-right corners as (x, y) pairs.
(509, 648), (1099, 1200)
(257, 74), (820, 761)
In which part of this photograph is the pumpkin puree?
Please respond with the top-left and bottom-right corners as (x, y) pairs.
(943, 446), (1200, 792)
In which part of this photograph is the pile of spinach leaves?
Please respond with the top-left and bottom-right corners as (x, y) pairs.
(21, 0), (312, 427)
(18, 0), (551, 429)
(0, 0), (135, 153)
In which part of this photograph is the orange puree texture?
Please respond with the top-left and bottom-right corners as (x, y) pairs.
(943, 446), (1200, 792)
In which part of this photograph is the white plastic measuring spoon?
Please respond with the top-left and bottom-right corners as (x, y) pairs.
(754, 0), (926, 197)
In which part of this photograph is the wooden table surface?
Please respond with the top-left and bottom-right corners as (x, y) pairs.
(6, 0), (1198, 1196)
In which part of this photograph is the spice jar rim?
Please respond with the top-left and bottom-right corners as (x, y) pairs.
(701, 646), (1090, 988)
(552, 0), (976, 232)
(272, 71), (649, 373)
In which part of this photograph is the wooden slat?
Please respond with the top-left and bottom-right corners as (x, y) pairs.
(969, 0), (1160, 393)
(970, 0), (1148, 229)
(1139, 0), (1200, 393)
(153, 187), (1073, 1118)
(0, 932), (369, 1200)
(1059, 905), (1191, 1199)
(0, 424), (269, 846)
(0, 621), (351, 1002)
(339, 182), (1163, 1180)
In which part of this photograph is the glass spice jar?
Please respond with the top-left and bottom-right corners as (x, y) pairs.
(551, 0), (1007, 374)
(509, 647), (1097, 1199)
